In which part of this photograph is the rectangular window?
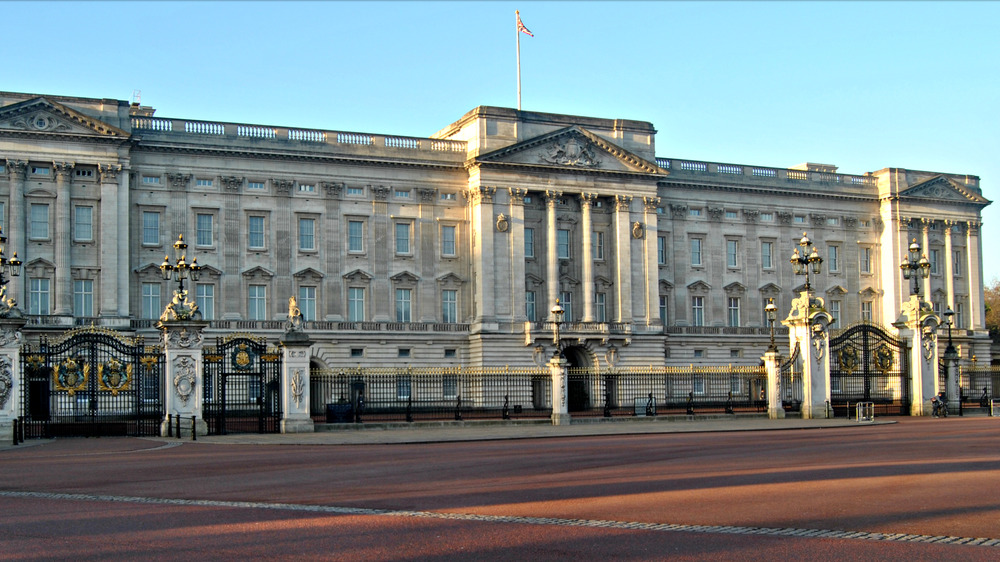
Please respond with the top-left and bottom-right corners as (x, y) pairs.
(440, 192), (457, 201)
(398, 348), (410, 358)
(350, 348), (364, 358)
(828, 245), (840, 272)
(396, 376), (411, 400)
(394, 189), (410, 199)
(593, 231), (605, 261)
(727, 297), (740, 327)
(348, 288), (365, 321)
(73, 280), (93, 317)
(74, 206), (93, 242)
(346, 186), (364, 196)
(298, 286), (316, 322)
(693, 374), (705, 394)
(0, 201), (5, 231)
(794, 215), (806, 224)
(141, 283), (161, 319)
(196, 213), (213, 247)
(761, 241), (773, 269)
(860, 247), (872, 273)
(524, 228), (535, 258)
(196, 284), (215, 320)
(692, 296), (704, 327)
(557, 229), (570, 259)
(953, 251), (962, 276)
(30, 204), (50, 240)
(957, 302), (965, 328)
(444, 349), (456, 359)
(930, 249), (940, 274)
(560, 291), (573, 322)
(247, 181), (265, 190)
(442, 289), (457, 323)
(689, 208), (702, 217)
(691, 238), (703, 266)
(28, 278), (49, 315)
(826, 217), (840, 226)
(298, 183), (315, 192)
(248, 216), (265, 249)
(595, 292), (606, 322)
(299, 218), (316, 251)
(395, 289), (412, 322)
(441, 225), (456, 256)
(248, 284), (267, 320)
(726, 240), (739, 268)
(395, 222), (411, 255)
(830, 300), (841, 329)
(659, 295), (668, 325)
(142, 175), (160, 185)
(196, 179), (213, 187)
(141, 211), (158, 245)
(725, 210), (739, 219)
(861, 301), (873, 322)
(657, 236), (667, 265)
(760, 212), (773, 222)
(525, 291), (536, 321)
(348, 220), (364, 253)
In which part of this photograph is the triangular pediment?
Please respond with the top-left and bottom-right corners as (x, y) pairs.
(826, 285), (848, 296)
(474, 126), (665, 176)
(436, 272), (465, 286)
(343, 269), (372, 282)
(759, 283), (782, 295)
(525, 273), (545, 288)
(390, 271), (420, 283)
(723, 282), (747, 294)
(0, 97), (128, 137)
(293, 267), (324, 281)
(241, 266), (274, 280)
(900, 175), (989, 205)
(687, 280), (711, 293)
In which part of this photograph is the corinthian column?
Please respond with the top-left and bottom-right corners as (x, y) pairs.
(4, 161), (27, 305)
(580, 193), (596, 322)
(544, 190), (562, 320)
(920, 219), (931, 298)
(98, 164), (122, 316)
(943, 220), (955, 313)
(53, 162), (74, 316)
(613, 195), (633, 321)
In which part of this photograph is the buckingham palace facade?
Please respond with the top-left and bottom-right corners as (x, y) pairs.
(0, 91), (991, 369)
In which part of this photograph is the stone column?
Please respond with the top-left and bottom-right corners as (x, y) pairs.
(5, 161), (27, 304)
(116, 168), (131, 318)
(762, 347), (784, 419)
(53, 162), (74, 316)
(966, 221), (983, 329)
(579, 193), (596, 322)
(613, 195), (633, 321)
(544, 190), (562, 319)
(549, 353), (569, 425)
(467, 186), (497, 324)
(280, 330), (314, 433)
(642, 197), (661, 326)
(509, 188), (528, 321)
(0, 317), (26, 439)
(894, 295), (940, 416)
(160, 321), (208, 437)
(98, 164), (122, 317)
(782, 291), (832, 419)
(943, 220), (955, 312)
(943, 346), (960, 414)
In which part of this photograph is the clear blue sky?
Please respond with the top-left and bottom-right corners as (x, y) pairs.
(6, 1), (999, 280)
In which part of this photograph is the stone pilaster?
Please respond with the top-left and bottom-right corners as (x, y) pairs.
(98, 164), (122, 317)
(966, 221), (983, 329)
(613, 195), (633, 321)
(280, 331), (314, 433)
(0, 318), (26, 438)
(782, 291), (832, 419)
(509, 188), (528, 322)
(544, 190), (561, 320)
(5, 161), (27, 304)
(920, 220), (932, 297)
(894, 295), (941, 416)
(467, 186), (497, 323)
(762, 348), (784, 419)
(579, 193), (596, 322)
(642, 196), (661, 326)
(943, 220), (955, 313)
(159, 320), (208, 437)
(549, 353), (569, 425)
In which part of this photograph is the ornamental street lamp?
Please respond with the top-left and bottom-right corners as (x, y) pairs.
(551, 299), (565, 358)
(899, 238), (930, 296)
(789, 232), (823, 292)
(159, 234), (203, 293)
(0, 224), (21, 313)
(765, 298), (778, 352)
(943, 306), (957, 357)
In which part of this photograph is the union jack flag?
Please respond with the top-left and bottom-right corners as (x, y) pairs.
(517, 12), (533, 37)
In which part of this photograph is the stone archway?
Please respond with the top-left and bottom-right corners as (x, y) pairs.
(563, 345), (594, 412)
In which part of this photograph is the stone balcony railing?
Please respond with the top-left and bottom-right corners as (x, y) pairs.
(655, 158), (882, 189)
(131, 117), (468, 155)
(124, 319), (472, 333)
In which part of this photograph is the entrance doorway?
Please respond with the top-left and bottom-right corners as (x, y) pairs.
(563, 346), (592, 412)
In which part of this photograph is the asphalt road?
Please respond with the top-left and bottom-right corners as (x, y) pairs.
(1, 417), (998, 560)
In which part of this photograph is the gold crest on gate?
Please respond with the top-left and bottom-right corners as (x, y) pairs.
(98, 358), (133, 396)
(53, 357), (88, 396)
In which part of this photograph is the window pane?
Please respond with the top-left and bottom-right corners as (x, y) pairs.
(248, 284), (266, 320)
(525, 291), (536, 321)
(691, 239), (702, 266)
(560, 292), (572, 322)
(29, 278), (50, 315)
(142, 283), (161, 319)
(557, 229), (570, 259)
(442, 289), (457, 323)
(395, 223), (410, 254)
(73, 280), (93, 317)
(442, 225), (456, 256)
(396, 288), (411, 322)
(727, 240), (738, 268)
(524, 228), (534, 258)
(348, 288), (365, 321)
(196, 284), (215, 320)
(299, 218), (315, 251)
(348, 221), (364, 252)
(761, 241), (773, 269)
(196, 214), (213, 246)
(248, 216), (265, 249)
(299, 286), (316, 321)
(692, 296), (704, 327)
(142, 211), (159, 245)
(74, 206), (93, 241)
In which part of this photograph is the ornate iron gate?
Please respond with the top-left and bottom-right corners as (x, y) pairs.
(780, 342), (803, 413)
(20, 327), (164, 438)
(203, 334), (281, 435)
(829, 323), (911, 416)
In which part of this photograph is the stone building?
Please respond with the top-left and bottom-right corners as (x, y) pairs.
(0, 91), (991, 370)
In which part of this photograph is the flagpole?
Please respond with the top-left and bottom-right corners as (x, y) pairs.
(516, 10), (522, 110)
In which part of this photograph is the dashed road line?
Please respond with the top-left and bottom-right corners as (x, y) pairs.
(0, 490), (995, 547)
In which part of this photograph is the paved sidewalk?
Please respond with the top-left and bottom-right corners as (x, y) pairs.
(138, 416), (890, 446)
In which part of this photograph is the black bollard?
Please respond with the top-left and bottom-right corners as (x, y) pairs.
(12, 418), (18, 446)
(192, 416), (197, 441)
(167, 414), (173, 437)
(176, 414), (181, 439)
(18, 416), (24, 443)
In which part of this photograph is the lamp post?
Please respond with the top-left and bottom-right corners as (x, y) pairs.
(943, 306), (957, 356)
(159, 234), (203, 294)
(551, 299), (565, 358)
(0, 226), (23, 306)
(789, 232), (823, 292)
(899, 238), (930, 296)
(765, 298), (778, 353)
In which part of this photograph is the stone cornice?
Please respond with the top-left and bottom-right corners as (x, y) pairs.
(658, 178), (880, 204)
